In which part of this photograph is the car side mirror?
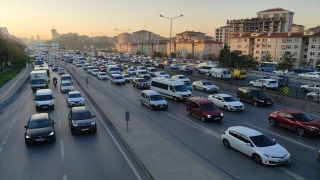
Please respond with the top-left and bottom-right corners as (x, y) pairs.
(24, 125), (28, 128)
(33, 99), (35, 101)
(92, 115), (96, 118)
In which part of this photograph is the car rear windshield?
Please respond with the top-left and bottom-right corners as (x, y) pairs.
(249, 134), (276, 147)
(137, 79), (147, 82)
(29, 120), (51, 129)
(115, 76), (123, 79)
(111, 68), (119, 71)
(201, 103), (218, 111)
(62, 82), (72, 86)
(292, 113), (313, 122)
(73, 111), (92, 120)
(62, 76), (71, 80)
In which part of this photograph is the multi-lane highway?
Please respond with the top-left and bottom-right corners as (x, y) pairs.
(0, 60), (319, 180)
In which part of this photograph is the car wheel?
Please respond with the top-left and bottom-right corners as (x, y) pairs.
(269, 118), (277, 127)
(249, 84), (253, 87)
(193, 85), (196, 90)
(301, 88), (307, 93)
(252, 154), (262, 164)
(187, 109), (191, 115)
(173, 97), (178, 102)
(309, 96), (314, 99)
(149, 105), (153, 110)
(253, 101), (258, 106)
(222, 139), (230, 148)
(201, 116), (206, 122)
(223, 106), (228, 111)
(296, 127), (305, 137)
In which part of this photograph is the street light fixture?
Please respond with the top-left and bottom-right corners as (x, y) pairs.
(160, 14), (183, 61)
(115, 29), (130, 60)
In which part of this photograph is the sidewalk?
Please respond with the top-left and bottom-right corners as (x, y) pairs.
(0, 65), (33, 106)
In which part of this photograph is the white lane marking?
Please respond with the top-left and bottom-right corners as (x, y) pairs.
(244, 122), (314, 150)
(60, 140), (65, 161)
(10, 125), (13, 128)
(63, 175), (67, 180)
(277, 167), (306, 180)
(57, 109), (60, 115)
(76, 85), (142, 180)
(58, 120), (61, 131)
(5, 135), (8, 139)
(2, 141), (6, 145)
(12, 120), (15, 123)
(0, 147), (2, 152)
(7, 130), (11, 133)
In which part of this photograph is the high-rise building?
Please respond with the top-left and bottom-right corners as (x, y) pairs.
(227, 8), (294, 37)
(215, 26), (229, 47)
(132, 30), (160, 43)
(51, 29), (57, 39)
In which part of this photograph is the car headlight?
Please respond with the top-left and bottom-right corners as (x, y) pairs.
(259, 100), (264, 102)
(49, 131), (55, 136)
(72, 123), (78, 127)
(207, 115), (211, 118)
(308, 126), (319, 131)
(25, 135), (31, 138)
(220, 113), (224, 116)
(36, 103), (40, 106)
(49, 101), (54, 105)
(91, 121), (96, 125)
(264, 154), (274, 158)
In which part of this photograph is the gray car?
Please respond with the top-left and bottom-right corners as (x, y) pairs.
(140, 90), (168, 110)
(192, 80), (219, 92)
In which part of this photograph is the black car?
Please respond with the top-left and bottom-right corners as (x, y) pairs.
(178, 66), (193, 74)
(237, 87), (273, 106)
(24, 113), (56, 145)
(132, 78), (150, 89)
(68, 106), (97, 134)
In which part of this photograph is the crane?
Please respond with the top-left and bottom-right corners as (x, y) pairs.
(52, 26), (63, 29)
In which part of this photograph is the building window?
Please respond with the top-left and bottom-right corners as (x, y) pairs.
(243, 51), (246, 54)
(294, 38), (299, 42)
(310, 52), (314, 56)
(305, 42), (309, 45)
(256, 51), (259, 54)
(286, 45), (291, 49)
(312, 38), (316, 41)
(304, 55), (307, 58)
(281, 51), (285, 54)
(268, 45), (271, 48)
(238, 45), (241, 48)
(293, 51), (298, 55)
(244, 39), (247, 42)
(257, 45), (260, 47)
(311, 45), (315, 48)
(267, 51), (270, 54)
(257, 39), (261, 42)
(304, 48), (308, 52)
(318, 52), (320, 55)
(238, 39), (242, 42)
(287, 38), (292, 42)
(294, 45), (298, 49)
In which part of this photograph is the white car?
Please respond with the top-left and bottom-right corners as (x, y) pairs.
(208, 94), (244, 111)
(221, 126), (290, 165)
(110, 74), (125, 85)
(300, 83), (320, 92)
(126, 68), (136, 75)
(306, 91), (320, 100)
(154, 71), (170, 78)
(75, 63), (82, 67)
(272, 69), (294, 75)
(171, 75), (190, 83)
(170, 64), (180, 69)
(97, 72), (109, 80)
(60, 81), (74, 93)
(122, 74), (133, 82)
(91, 69), (100, 76)
(192, 80), (219, 92)
(66, 91), (85, 107)
(298, 72), (320, 79)
(249, 79), (278, 90)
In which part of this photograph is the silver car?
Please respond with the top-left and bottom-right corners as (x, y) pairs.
(66, 91), (85, 107)
(306, 91), (320, 100)
(192, 80), (219, 92)
(60, 81), (74, 93)
(140, 90), (168, 110)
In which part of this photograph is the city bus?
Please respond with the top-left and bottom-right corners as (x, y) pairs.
(259, 62), (278, 72)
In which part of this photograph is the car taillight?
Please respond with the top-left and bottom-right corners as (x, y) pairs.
(318, 150), (320, 155)
(222, 131), (225, 134)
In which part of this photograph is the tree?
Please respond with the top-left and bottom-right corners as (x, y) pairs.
(185, 53), (194, 59)
(218, 51), (258, 70)
(219, 44), (230, 61)
(265, 54), (273, 62)
(170, 52), (177, 58)
(136, 50), (141, 55)
(276, 52), (295, 71)
(112, 49), (118, 53)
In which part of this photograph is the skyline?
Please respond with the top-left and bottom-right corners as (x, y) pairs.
(1, 0), (320, 40)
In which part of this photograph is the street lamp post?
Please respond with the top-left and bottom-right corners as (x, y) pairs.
(91, 33), (101, 54)
(160, 14), (183, 62)
(115, 29), (130, 61)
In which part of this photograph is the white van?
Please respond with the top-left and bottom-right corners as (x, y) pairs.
(207, 68), (231, 79)
(33, 89), (55, 110)
(197, 64), (217, 74)
(150, 78), (192, 101)
(106, 65), (121, 75)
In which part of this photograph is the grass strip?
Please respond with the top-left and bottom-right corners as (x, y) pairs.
(0, 68), (22, 88)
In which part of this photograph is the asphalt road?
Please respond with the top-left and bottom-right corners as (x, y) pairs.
(63, 62), (320, 180)
(0, 67), (148, 180)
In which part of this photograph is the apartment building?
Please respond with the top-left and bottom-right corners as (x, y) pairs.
(117, 32), (132, 43)
(229, 26), (320, 67)
(132, 30), (161, 43)
(292, 24), (305, 33)
(215, 26), (229, 47)
(227, 8), (294, 37)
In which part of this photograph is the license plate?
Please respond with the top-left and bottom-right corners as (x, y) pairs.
(81, 128), (89, 131)
(214, 118), (220, 120)
(42, 106), (48, 108)
(279, 159), (286, 162)
(267, 102), (271, 104)
(36, 138), (45, 142)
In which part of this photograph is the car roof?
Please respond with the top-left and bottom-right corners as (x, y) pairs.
(112, 74), (122, 77)
(215, 94), (231, 97)
(228, 126), (262, 137)
(189, 97), (213, 104)
(36, 89), (52, 94)
(142, 90), (160, 95)
(31, 113), (49, 121)
(68, 91), (80, 95)
(61, 74), (71, 77)
(72, 106), (89, 113)
(275, 109), (303, 115)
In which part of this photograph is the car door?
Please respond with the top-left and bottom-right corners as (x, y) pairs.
(145, 95), (150, 106)
(227, 130), (239, 149)
(193, 103), (201, 118)
(236, 133), (253, 156)
(281, 113), (297, 130)
(244, 92), (254, 103)
(213, 95), (223, 108)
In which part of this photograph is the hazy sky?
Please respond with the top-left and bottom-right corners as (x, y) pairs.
(1, 0), (319, 40)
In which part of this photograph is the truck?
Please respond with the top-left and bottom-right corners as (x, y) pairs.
(231, 69), (247, 79)
(29, 70), (48, 91)
(206, 68), (231, 79)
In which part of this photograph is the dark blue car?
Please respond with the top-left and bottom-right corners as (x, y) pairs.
(293, 66), (314, 73)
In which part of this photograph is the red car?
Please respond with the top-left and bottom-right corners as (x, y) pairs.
(186, 97), (223, 122)
(268, 110), (320, 136)
(99, 66), (106, 72)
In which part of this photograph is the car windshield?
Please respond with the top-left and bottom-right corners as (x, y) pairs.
(30, 79), (45, 84)
(252, 91), (268, 97)
(35, 95), (53, 101)
(123, 75), (130, 78)
(201, 103), (218, 111)
(62, 77), (71, 80)
(73, 111), (92, 120)
(178, 76), (187, 79)
(69, 93), (82, 98)
(249, 134), (276, 147)
(150, 69), (156, 72)
(202, 82), (212, 85)
(99, 73), (107, 75)
(173, 85), (188, 92)
(62, 82), (72, 86)
(29, 120), (51, 129)
(137, 79), (147, 82)
(140, 71), (147, 74)
(115, 76), (123, 79)
(223, 96), (238, 102)
(150, 95), (164, 101)
(160, 72), (167, 75)
(292, 113), (313, 122)
(184, 82), (190, 86)
(111, 68), (119, 71)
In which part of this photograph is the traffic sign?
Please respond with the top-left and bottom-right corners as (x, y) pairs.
(283, 86), (289, 94)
